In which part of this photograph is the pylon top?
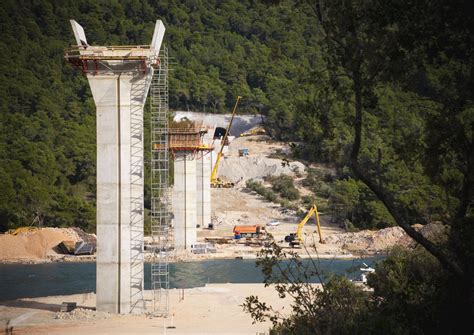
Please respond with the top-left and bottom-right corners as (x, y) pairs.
(65, 20), (166, 74)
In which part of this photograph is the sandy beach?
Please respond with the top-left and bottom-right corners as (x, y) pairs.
(0, 283), (297, 334)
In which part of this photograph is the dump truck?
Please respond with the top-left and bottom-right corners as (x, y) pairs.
(233, 224), (266, 238)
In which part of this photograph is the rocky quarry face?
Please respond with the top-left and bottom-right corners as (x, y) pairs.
(219, 156), (306, 184)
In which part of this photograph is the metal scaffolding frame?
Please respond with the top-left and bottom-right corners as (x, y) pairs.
(150, 46), (172, 316)
(129, 77), (146, 313)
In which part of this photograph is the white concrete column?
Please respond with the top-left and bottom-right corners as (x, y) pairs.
(196, 153), (211, 228)
(68, 19), (165, 315)
(173, 153), (197, 249)
(89, 72), (151, 314)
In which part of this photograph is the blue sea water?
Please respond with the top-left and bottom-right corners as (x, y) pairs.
(0, 257), (383, 301)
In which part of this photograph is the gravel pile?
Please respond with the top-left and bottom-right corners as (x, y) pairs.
(55, 308), (111, 321)
(61, 227), (96, 243)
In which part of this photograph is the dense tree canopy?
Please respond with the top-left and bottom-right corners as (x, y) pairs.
(0, 0), (323, 231)
(0, 0), (471, 241)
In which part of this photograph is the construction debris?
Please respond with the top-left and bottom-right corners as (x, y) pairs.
(190, 243), (217, 254)
(60, 302), (77, 312)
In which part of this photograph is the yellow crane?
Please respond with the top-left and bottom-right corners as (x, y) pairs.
(284, 204), (325, 247)
(210, 96), (242, 188)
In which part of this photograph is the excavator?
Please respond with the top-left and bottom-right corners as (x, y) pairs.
(285, 204), (325, 247)
(240, 126), (266, 137)
(210, 96), (242, 188)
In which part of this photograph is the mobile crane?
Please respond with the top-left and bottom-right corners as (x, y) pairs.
(284, 204), (325, 247)
(210, 96), (242, 188)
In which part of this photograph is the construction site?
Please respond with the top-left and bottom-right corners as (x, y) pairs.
(0, 17), (449, 335)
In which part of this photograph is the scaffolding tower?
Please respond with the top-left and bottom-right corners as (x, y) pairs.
(150, 46), (172, 316)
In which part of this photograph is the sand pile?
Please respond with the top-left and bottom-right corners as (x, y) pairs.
(219, 156), (305, 183)
(0, 227), (96, 262)
(324, 226), (406, 253)
(324, 223), (447, 254)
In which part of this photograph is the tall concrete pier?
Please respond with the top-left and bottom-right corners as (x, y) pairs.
(196, 153), (212, 229)
(169, 124), (212, 250)
(65, 20), (165, 314)
(173, 153), (197, 249)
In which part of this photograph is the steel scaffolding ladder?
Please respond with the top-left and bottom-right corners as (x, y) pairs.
(129, 72), (146, 314)
(150, 46), (172, 316)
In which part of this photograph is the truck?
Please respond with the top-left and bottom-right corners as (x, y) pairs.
(233, 224), (266, 238)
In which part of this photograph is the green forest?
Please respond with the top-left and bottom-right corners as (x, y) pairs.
(0, 0), (473, 332)
(0, 0), (331, 231)
(1, 0), (470, 233)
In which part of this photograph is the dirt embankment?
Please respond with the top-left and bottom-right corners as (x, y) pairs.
(0, 228), (96, 263)
(324, 223), (447, 255)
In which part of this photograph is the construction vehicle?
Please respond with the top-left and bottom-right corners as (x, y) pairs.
(238, 148), (249, 157)
(233, 224), (266, 238)
(210, 96), (241, 188)
(284, 204), (325, 247)
(240, 126), (266, 137)
(7, 227), (38, 235)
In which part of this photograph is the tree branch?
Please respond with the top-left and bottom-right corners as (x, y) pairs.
(349, 72), (465, 278)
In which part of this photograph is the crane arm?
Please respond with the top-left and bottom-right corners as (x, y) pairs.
(210, 96), (241, 183)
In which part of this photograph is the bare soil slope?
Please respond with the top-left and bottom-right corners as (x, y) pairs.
(0, 228), (96, 263)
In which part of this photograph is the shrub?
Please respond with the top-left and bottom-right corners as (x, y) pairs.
(246, 179), (279, 204)
(268, 174), (300, 201)
(302, 195), (316, 206)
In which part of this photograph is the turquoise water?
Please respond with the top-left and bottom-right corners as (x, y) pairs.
(0, 257), (383, 301)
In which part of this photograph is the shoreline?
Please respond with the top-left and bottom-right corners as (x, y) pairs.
(0, 250), (385, 265)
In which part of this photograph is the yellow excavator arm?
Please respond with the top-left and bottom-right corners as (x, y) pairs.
(296, 204), (324, 244)
(285, 204), (324, 246)
(210, 96), (242, 186)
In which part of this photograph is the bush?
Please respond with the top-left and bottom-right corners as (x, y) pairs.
(302, 195), (316, 206)
(302, 168), (333, 198)
(245, 238), (473, 334)
(268, 174), (300, 201)
(243, 240), (373, 335)
(367, 246), (470, 334)
(246, 179), (279, 204)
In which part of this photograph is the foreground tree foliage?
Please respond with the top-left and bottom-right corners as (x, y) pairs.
(244, 240), (473, 334)
(245, 0), (473, 333)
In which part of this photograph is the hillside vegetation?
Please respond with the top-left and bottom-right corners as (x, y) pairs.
(0, 0), (472, 237)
